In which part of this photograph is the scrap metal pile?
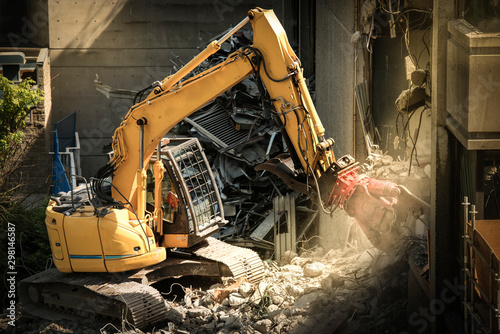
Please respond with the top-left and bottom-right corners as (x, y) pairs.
(169, 30), (315, 252)
(94, 29), (318, 256)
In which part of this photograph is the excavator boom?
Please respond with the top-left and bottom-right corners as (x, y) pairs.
(106, 8), (336, 214)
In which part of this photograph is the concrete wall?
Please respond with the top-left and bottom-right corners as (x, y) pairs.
(314, 1), (357, 251)
(315, 0), (355, 158)
(0, 1), (49, 48)
(47, 0), (287, 177)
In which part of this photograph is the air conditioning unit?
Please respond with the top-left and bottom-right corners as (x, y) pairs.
(446, 19), (500, 150)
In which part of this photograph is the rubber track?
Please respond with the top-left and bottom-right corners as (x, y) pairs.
(191, 237), (265, 284)
(19, 269), (167, 329)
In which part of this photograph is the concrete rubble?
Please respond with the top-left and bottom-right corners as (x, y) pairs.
(147, 242), (412, 334)
(7, 238), (420, 334)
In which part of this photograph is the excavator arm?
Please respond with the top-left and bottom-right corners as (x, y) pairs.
(102, 8), (429, 253)
(106, 8), (334, 209)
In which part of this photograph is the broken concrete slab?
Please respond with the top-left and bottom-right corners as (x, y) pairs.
(303, 262), (325, 277)
(411, 69), (427, 86)
(254, 318), (273, 334)
(395, 86), (426, 113)
(186, 306), (211, 318)
(228, 292), (247, 307)
(292, 292), (322, 315)
(165, 306), (186, 324)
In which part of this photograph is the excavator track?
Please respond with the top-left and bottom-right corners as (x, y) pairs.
(191, 237), (265, 284)
(19, 269), (168, 329)
(19, 238), (265, 329)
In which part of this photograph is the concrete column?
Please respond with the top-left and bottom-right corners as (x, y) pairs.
(315, 0), (357, 252)
(430, 0), (456, 333)
(315, 0), (355, 158)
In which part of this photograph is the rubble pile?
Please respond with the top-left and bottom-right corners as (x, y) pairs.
(150, 243), (412, 334)
(368, 155), (431, 204)
(370, 155), (431, 183)
(154, 242), (412, 334)
(7, 239), (421, 334)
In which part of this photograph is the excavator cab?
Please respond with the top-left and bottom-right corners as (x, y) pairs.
(146, 137), (226, 249)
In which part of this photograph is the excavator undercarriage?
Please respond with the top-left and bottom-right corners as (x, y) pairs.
(19, 237), (265, 329)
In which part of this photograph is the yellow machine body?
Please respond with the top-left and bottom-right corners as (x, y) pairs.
(45, 204), (165, 273)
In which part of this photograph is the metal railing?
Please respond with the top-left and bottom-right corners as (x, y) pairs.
(51, 112), (81, 193)
(462, 196), (500, 334)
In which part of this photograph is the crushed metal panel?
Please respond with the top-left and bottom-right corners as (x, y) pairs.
(185, 104), (248, 149)
(251, 209), (283, 240)
(273, 195), (296, 261)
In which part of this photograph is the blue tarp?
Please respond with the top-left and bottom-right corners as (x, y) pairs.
(54, 111), (76, 151)
(52, 130), (70, 195)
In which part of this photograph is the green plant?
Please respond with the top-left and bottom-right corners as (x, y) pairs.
(0, 76), (44, 196)
(0, 200), (51, 308)
(0, 77), (48, 309)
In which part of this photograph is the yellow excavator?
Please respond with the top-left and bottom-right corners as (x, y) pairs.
(19, 8), (429, 329)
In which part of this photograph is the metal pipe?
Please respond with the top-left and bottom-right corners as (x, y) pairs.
(216, 17), (250, 46)
(471, 204), (477, 334)
(462, 196), (470, 333)
(139, 124), (144, 170)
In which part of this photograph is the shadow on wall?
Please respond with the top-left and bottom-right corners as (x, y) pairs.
(48, 0), (290, 178)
